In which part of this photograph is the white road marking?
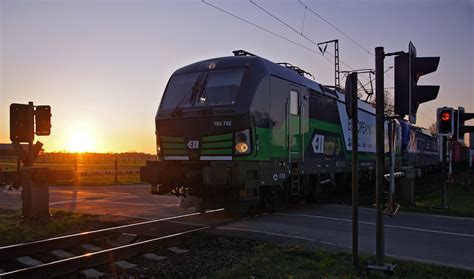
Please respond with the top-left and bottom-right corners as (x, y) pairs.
(275, 213), (474, 238)
(325, 204), (474, 221)
(168, 220), (209, 227)
(49, 200), (81, 205)
(217, 227), (344, 248)
(218, 226), (474, 271)
(110, 214), (155, 220)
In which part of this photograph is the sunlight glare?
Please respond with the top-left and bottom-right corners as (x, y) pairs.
(67, 129), (94, 153)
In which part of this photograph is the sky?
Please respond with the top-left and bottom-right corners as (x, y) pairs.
(1, 0), (473, 153)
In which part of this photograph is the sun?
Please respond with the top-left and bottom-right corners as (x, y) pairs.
(67, 130), (94, 153)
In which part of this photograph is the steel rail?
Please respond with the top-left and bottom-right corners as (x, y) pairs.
(0, 226), (210, 278)
(0, 209), (252, 279)
(0, 208), (224, 260)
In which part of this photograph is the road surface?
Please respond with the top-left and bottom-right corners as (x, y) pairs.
(1, 184), (473, 271)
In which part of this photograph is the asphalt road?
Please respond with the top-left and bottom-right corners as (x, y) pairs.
(1, 184), (473, 271)
(219, 204), (474, 271)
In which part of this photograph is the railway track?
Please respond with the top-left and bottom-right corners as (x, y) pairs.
(0, 208), (257, 278)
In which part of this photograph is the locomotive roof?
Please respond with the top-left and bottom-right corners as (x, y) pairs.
(172, 55), (326, 94)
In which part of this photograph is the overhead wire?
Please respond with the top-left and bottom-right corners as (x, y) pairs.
(249, 0), (374, 84)
(202, 0), (436, 127)
(201, 0), (334, 66)
(297, 0), (372, 56)
(297, 0), (395, 77)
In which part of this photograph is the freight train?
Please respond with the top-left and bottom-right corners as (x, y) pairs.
(140, 50), (464, 212)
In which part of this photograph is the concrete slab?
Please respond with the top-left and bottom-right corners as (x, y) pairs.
(81, 268), (104, 278)
(16, 256), (42, 267)
(143, 253), (167, 261)
(81, 243), (103, 252)
(168, 247), (189, 254)
(50, 249), (74, 259)
(114, 260), (137, 269)
(106, 233), (137, 247)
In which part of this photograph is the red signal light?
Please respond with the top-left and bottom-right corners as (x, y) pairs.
(441, 112), (451, 121)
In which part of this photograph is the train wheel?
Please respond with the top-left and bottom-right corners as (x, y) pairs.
(305, 175), (319, 202)
(259, 186), (273, 212)
(273, 184), (289, 212)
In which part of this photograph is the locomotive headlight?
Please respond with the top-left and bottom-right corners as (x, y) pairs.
(235, 129), (251, 155)
(155, 132), (162, 157)
(235, 142), (249, 153)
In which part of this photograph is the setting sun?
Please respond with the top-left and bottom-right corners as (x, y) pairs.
(68, 131), (93, 152)
(67, 128), (95, 153)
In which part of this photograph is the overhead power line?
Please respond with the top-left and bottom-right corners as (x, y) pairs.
(201, 0), (333, 66)
(250, 0), (358, 72)
(298, 0), (394, 79)
(298, 0), (372, 56)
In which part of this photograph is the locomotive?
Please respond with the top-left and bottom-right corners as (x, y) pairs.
(140, 50), (442, 212)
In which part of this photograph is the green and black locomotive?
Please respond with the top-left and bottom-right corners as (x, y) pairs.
(140, 50), (401, 212)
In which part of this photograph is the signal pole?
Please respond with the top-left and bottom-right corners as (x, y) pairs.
(441, 136), (448, 208)
(375, 47), (385, 267)
(27, 102), (34, 167)
(367, 47), (396, 273)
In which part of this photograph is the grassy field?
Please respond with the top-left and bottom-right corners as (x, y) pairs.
(0, 209), (113, 246)
(0, 162), (144, 186)
(405, 170), (474, 217)
(213, 244), (474, 278)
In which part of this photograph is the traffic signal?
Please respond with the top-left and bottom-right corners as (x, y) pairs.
(395, 42), (440, 124)
(457, 106), (474, 143)
(35, 105), (52, 136)
(453, 107), (463, 143)
(10, 103), (34, 142)
(437, 107), (454, 136)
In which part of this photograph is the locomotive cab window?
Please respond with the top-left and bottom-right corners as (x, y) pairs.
(290, 90), (299, 115)
(160, 68), (245, 112)
(196, 68), (245, 106)
(160, 73), (201, 110)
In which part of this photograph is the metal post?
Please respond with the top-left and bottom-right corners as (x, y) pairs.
(23, 102), (34, 218)
(375, 46), (385, 266)
(351, 73), (359, 268)
(389, 121), (395, 212)
(469, 149), (473, 168)
(335, 40), (340, 89)
(114, 155), (118, 183)
(441, 136), (448, 208)
(367, 46), (396, 274)
(16, 158), (21, 187)
(74, 154), (78, 186)
(26, 102), (34, 167)
(448, 140), (453, 182)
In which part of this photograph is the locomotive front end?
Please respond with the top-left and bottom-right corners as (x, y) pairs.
(140, 55), (266, 212)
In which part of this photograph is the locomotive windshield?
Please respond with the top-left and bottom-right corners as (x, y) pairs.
(160, 68), (245, 113)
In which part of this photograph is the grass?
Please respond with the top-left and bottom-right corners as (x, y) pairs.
(0, 209), (108, 246)
(1, 162), (145, 186)
(404, 170), (474, 217)
(213, 244), (474, 279)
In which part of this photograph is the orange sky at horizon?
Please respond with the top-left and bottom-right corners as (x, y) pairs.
(1, 1), (472, 153)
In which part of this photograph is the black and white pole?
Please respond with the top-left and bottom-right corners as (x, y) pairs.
(375, 46), (385, 267)
(368, 46), (396, 273)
